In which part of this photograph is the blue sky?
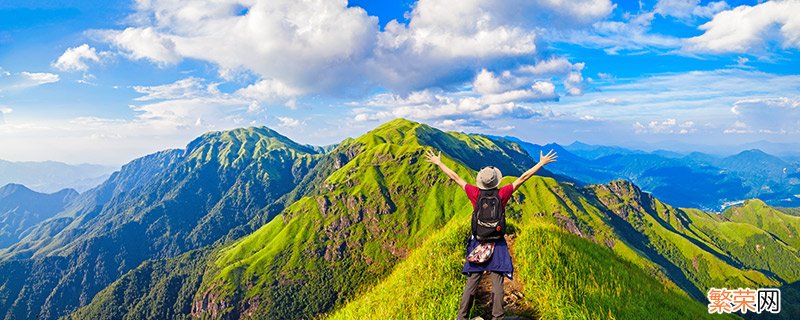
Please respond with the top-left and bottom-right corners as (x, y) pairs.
(0, 0), (799, 165)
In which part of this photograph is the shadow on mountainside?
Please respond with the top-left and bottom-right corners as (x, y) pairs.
(744, 280), (800, 320)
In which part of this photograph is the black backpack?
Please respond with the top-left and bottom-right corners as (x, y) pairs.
(471, 188), (506, 241)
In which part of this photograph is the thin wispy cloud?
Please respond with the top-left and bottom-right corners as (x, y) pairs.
(0, 70), (59, 91)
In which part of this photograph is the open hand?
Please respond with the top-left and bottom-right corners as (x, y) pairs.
(539, 149), (558, 166)
(424, 149), (442, 165)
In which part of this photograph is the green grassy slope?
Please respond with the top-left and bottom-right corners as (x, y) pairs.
(64, 119), (799, 320)
(0, 127), (321, 320)
(325, 215), (472, 319)
(190, 119), (771, 319)
(190, 119), (542, 319)
(513, 221), (729, 320)
(683, 207), (800, 283)
(723, 199), (800, 249)
(586, 181), (787, 301)
(329, 198), (729, 320)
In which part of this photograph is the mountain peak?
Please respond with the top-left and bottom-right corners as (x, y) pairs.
(740, 198), (768, 209)
(52, 188), (80, 199)
(588, 180), (653, 211)
(184, 126), (318, 162)
(370, 118), (428, 136)
(737, 149), (769, 157)
(377, 118), (420, 129)
(0, 183), (34, 197)
(192, 126), (289, 144)
(605, 179), (644, 197)
(721, 148), (786, 169)
(356, 118), (430, 147)
(727, 148), (783, 162)
(722, 198), (772, 220)
(0, 183), (78, 201)
(567, 141), (592, 148)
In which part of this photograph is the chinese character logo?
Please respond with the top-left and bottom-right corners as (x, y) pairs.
(708, 287), (780, 314)
(758, 288), (781, 314)
(708, 288), (732, 314)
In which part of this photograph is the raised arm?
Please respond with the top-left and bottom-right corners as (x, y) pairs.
(424, 149), (467, 189)
(511, 149), (557, 191)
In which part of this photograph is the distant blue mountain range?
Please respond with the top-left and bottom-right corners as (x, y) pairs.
(0, 184), (77, 249)
(491, 136), (800, 211)
(0, 160), (115, 193)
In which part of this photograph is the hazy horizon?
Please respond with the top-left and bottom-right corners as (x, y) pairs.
(2, 118), (799, 166)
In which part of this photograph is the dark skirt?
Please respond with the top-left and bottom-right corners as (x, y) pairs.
(462, 236), (514, 279)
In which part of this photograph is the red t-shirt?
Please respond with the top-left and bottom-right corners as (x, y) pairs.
(464, 184), (515, 209)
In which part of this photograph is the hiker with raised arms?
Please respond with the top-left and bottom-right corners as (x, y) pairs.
(424, 148), (558, 320)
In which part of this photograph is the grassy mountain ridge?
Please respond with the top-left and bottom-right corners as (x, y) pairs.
(67, 119), (564, 319)
(585, 181), (791, 300)
(70, 120), (552, 318)
(189, 119), (547, 318)
(2, 118), (794, 319)
(722, 199), (800, 249)
(328, 178), (730, 319)
(0, 127), (322, 320)
(70, 119), (796, 319)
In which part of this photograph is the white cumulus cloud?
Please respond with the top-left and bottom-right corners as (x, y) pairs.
(128, 77), (269, 131)
(97, 0), (614, 95)
(277, 116), (302, 128)
(236, 79), (303, 103)
(518, 57), (576, 75)
(52, 44), (105, 72)
(723, 120), (752, 134)
(686, 1), (800, 54)
(351, 83), (552, 127)
(350, 54), (592, 130)
(104, 27), (182, 65)
(655, 0), (729, 20)
(558, 11), (682, 55)
(596, 97), (627, 105)
(633, 118), (696, 134)
(102, 0), (378, 94)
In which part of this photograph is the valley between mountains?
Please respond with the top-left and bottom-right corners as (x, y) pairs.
(0, 119), (797, 319)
